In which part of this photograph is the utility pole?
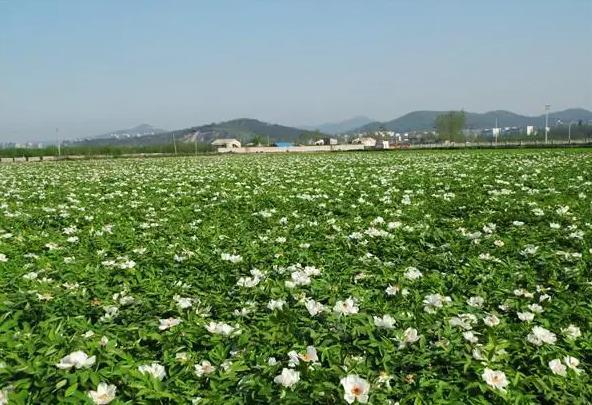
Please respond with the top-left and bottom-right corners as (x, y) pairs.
(194, 133), (198, 156)
(172, 133), (177, 155)
(568, 120), (576, 144)
(544, 104), (550, 144)
(495, 117), (498, 145)
(56, 128), (61, 157)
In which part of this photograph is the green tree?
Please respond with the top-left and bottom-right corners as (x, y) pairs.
(249, 134), (266, 146)
(435, 111), (466, 142)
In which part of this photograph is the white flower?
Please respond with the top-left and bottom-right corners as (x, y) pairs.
(88, 382), (117, 404)
(561, 324), (581, 340)
(274, 368), (300, 388)
(159, 317), (181, 331)
(467, 296), (484, 308)
(138, 363), (166, 380)
(0, 389), (8, 405)
(267, 299), (286, 311)
(513, 288), (534, 298)
(303, 266), (321, 276)
(289, 271), (311, 286)
(288, 350), (300, 367)
(472, 346), (485, 360)
(237, 276), (260, 288)
(556, 205), (570, 215)
(206, 321), (237, 336)
(528, 304), (544, 313)
(399, 327), (420, 348)
(298, 346), (318, 362)
(549, 359), (567, 376)
(56, 351), (96, 369)
(521, 245), (539, 256)
(527, 326), (556, 346)
(517, 312), (534, 322)
(385, 285), (399, 296)
(340, 375), (370, 404)
(268, 357), (277, 366)
(483, 314), (500, 327)
(221, 253), (242, 263)
(175, 352), (188, 362)
(449, 313), (478, 330)
(100, 305), (119, 322)
(538, 294), (551, 302)
(23, 271), (38, 280)
(173, 295), (193, 309)
(373, 314), (396, 329)
(0, 253), (7, 262)
(83, 330), (95, 339)
(334, 298), (359, 316)
(482, 368), (509, 392)
(304, 299), (325, 316)
(377, 371), (393, 386)
(423, 293), (451, 313)
(194, 360), (216, 377)
(564, 356), (582, 374)
(463, 331), (479, 344)
(404, 267), (422, 280)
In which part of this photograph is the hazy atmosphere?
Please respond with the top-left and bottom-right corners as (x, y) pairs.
(1, 0), (591, 141)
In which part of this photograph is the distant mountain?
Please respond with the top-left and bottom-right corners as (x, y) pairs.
(353, 108), (592, 133)
(80, 124), (166, 142)
(71, 119), (325, 146)
(302, 116), (375, 134)
(67, 109), (592, 147)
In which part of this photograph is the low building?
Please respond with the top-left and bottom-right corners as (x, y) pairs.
(211, 138), (241, 148)
(274, 142), (294, 148)
(351, 137), (376, 147)
(375, 140), (390, 149)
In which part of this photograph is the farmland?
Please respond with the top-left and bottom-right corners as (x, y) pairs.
(0, 149), (591, 404)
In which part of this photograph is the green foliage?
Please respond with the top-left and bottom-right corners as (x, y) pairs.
(435, 111), (466, 142)
(0, 143), (215, 158)
(0, 149), (591, 403)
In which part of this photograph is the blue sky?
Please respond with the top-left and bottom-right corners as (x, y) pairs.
(1, 0), (591, 141)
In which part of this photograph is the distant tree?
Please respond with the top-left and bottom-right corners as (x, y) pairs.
(249, 134), (266, 146)
(296, 130), (322, 145)
(435, 111), (466, 142)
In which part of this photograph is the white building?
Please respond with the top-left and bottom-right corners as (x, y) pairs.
(351, 137), (376, 147)
(526, 126), (535, 136)
(211, 138), (242, 148)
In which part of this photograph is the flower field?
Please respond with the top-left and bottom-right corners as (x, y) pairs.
(0, 149), (591, 404)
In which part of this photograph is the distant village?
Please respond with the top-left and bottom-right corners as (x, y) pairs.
(211, 122), (581, 153)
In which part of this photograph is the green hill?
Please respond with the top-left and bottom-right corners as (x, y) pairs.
(70, 119), (325, 146)
(354, 108), (592, 133)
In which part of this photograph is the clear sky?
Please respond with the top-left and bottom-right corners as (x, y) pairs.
(1, 0), (591, 142)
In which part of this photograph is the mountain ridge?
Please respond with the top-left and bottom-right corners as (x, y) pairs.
(353, 108), (592, 133)
(301, 116), (375, 134)
(68, 108), (592, 147)
(70, 118), (325, 146)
